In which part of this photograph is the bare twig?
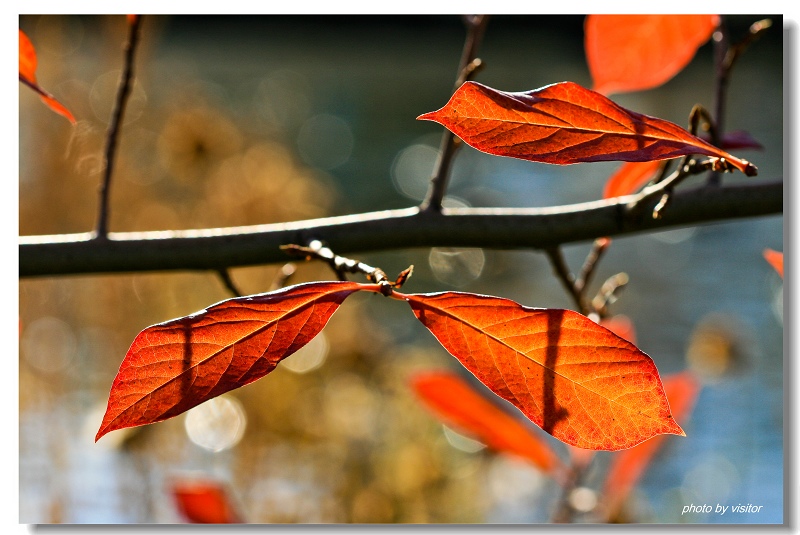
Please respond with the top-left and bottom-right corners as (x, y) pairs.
(545, 247), (588, 315)
(216, 268), (242, 297)
(709, 17), (771, 186)
(95, 15), (143, 239)
(575, 237), (611, 296)
(420, 15), (489, 214)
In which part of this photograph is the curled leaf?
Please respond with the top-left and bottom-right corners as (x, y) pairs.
(403, 291), (684, 451)
(418, 81), (756, 176)
(96, 281), (366, 441)
(586, 15), (719, 95)
(412, 370), (564, 477)
(19, 29), (76, 124)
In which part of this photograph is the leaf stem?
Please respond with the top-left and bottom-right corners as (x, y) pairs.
(281, 240), (412, 296)
(95, 15), (143, 239)
(420, 15), (489, 214)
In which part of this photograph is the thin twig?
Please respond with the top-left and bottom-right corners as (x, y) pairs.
(545, 247), (588, 315)
(216, 268), (242, 297)
(709, 17), (771, 186)
(420, 15), (489, 214)
(95, 15), (143, 239)
(575, 237), (611, 296)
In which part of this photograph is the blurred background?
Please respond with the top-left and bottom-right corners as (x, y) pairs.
(18, 15), (783, 523)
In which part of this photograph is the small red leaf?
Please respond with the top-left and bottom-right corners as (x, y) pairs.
(18, 29), (37, 84)
(172, 478), (241, 523)
(418, 81), (756, 176)
(96, 281), (366, 441)
(19, 29), (76, 124)
(403, 291), (684, 451)
(603, 161), (661, 199)
(586, 15), (719, 95)
(602, 372), (700, 520)
(763, 248), (783, 278)
(411, 370), (564, 477)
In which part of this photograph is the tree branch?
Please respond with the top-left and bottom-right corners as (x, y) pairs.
(19, 181), (782, 278)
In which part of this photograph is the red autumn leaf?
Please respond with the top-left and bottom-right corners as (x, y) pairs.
(411, 370), (565, 478)
(600, 314), (637, 345)
(418, 81), (756, 176)
(19, 29), (76, 124)
(585, 15), (719, 96)
(763, 248), (783, 278)
(172, 478), (241, 523)
(96, 281), (366, 441)
(402, 291), (684, 451)
(601, 371), (700, 520)
(603, 161), (661, 199)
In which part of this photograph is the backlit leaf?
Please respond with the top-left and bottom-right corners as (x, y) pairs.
(172, 478), (241, 523)
(602, 372), (700, 520)
(585, 15), (719, 95)
(603, 161), (661, 199)
(418, 81), (756, 176)
(96, 281), (365, 441)
(403, 292), (684, 450)
(19, 29), (76, 124)
(763, 248), (783, 278)
(411, 370), (564, 477)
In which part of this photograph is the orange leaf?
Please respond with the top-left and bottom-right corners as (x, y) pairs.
(602, 371), (700, 520)
(418, 81), (756, 176)
(411, 370), (565, 477)
(763, 248), (783, 278)
(402, 292), (684, 451)
(603, 161), (661, 199)
(19, 29), (76, 124)
(172, 478), (241, 523)
(96, 281), (366, 441)
(586, 15), (719, 95)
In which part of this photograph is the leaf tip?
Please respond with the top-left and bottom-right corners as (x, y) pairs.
(416, 111), (439, 123)
(744, 161), (758, 177)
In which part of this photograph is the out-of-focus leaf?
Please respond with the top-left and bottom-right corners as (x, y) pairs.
(402, 291), (685, 451)
(763, 248), (783, 278)
(603, 161), (662, 199)
(172, 478), (241, 523)
(19, 29), (76, 124)
(411, 370), (565, 477)
(703, 130), (764, 151)
(601, 371), (701, 520)
(418, 81), (756, 176)
(586, 15), (719, 95)
(600, 315), (637, 345)
(96, 281), (366, 441)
